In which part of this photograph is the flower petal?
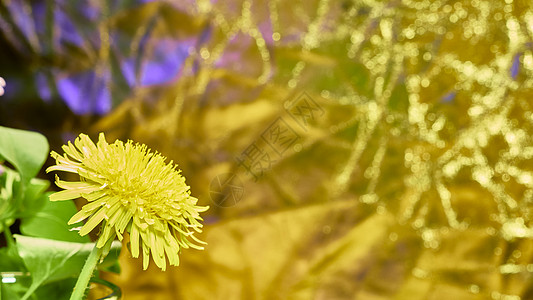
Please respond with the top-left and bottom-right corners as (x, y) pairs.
(55, 176), (98, 191)
(130, 223), (140, 258)
(79, 207), (108, 236)
(97, 222), (115, 248)
(68, 208), (94, 225)
(76, 197), (108, 215)
(63, 141), (83, 162)
(49, 189), (82, 201)
(142, 242), (150, 270)
(46, 164), (80, 174)
(150, 231), (166, 270)
(82, 190), (107, 202)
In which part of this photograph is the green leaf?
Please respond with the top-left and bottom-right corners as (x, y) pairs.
(0, 277), (27, 300)
(18, 177), (50, 220)
(14, 235), (121, 300)
(0, 247), (25, 272)
(0, 126), (49, 182)
(1, 167), (50, 234)
(15, 235), (92, 299)
(0, 245), (28, 300)
(0, 167), (18, 225)
(33, 278), (77, 300)
(0, 275), (75, 300)
(20, 196), (90, 243)
(22, 178), (49, 207)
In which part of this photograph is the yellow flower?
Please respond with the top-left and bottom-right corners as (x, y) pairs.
(46, 133), (208, 270)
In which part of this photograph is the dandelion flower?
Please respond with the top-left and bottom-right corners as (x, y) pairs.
(46, 133), (208, 270)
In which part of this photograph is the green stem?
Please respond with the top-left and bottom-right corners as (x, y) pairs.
(70, 245), (103, 300)
(3, 221), (16, 248)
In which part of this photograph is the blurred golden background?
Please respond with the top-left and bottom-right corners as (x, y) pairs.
(1, 0), (533, 299)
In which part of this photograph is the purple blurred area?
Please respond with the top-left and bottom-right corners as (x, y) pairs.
(56, 70), (111, 115)
(511, 53), (520, 79)
(0, 0), (195, 116)
(121, 38), (193, 87)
